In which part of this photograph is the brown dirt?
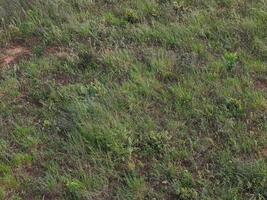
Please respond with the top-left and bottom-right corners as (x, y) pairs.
(0, 46), (31, 67)
(0, 42), (74, 68)
(54, 73), (72, 85)
(44, 46), (74, 59)
(254, 79), (267, 93)
(262, 147), (267, 157)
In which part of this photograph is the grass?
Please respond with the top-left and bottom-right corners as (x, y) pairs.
(0, 0), (266, 199)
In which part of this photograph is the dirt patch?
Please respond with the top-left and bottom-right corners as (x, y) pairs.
(0, 46), (31, 66)
(0, 43), (75, 68)
(44, 47), (75, 59)
(54, 73), (72, 85)
(262, 147), (267, 157)
(254, 78), (267, 93)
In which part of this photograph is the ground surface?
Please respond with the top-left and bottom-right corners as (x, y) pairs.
(0, 0), (266, 199)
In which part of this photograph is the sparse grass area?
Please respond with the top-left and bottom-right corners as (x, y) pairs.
(0, 0), (266, 199)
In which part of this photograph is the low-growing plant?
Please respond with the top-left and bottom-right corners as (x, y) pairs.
(223, 52), (238, 71)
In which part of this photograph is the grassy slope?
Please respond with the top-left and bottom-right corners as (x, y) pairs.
(0, 0), (266, 199)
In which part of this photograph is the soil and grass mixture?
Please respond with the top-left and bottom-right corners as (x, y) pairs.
(0, 0), (266, 199)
